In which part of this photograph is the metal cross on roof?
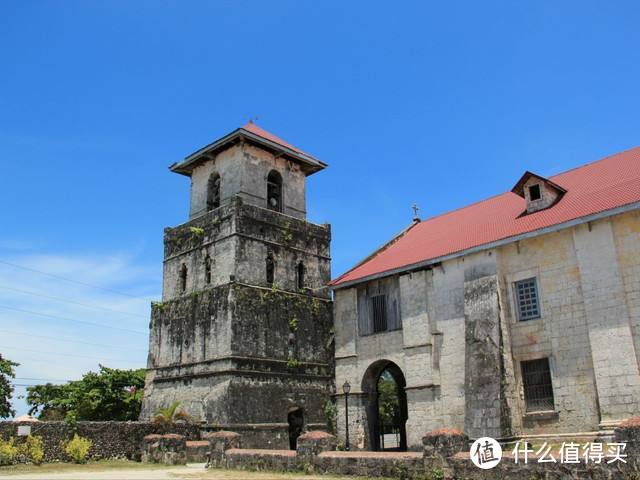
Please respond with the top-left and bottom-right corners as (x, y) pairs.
(412, 204), (420, 222)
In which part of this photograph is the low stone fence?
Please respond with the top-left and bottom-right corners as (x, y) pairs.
(198, 422), (640, 479)
(141, 434), (188, 465)
(0, 421), (200, 463)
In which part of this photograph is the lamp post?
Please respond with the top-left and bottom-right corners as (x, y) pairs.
(342, 380), (351, 451)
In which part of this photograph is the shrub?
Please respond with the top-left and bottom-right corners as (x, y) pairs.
(153, 401), (193, 424)
(64, 434), (92, 464)
(322, 399), (337, 434)
(19, 435), (44, 465)
(0, 437), (18, 466)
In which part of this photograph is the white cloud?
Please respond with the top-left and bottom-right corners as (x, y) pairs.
(0, 251), (160, 417)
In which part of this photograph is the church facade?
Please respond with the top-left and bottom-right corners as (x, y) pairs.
(331, 148), (640, 450)
(140, 123), (333, 449)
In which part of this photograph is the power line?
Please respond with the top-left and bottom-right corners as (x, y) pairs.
(0, 285), (148, 319)
(0, 329), (147, 352)
(15, 377), (72, 382)
(8, 357), (98, 367)
(0, 304), (147, 334)
(0, 258), (154, 301)
(0, 345), (140, 363)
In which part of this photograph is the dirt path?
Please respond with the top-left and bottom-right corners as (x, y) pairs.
(1, 464), (202, 480)
(2, 464), (362, 480)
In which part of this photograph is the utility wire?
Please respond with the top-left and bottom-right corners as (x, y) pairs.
(0, 345), (140, 363)
(0, 259), (154, 301)
(15, 377), (72, 382)
(0, 304), (147, 334)
(0, 329), (147, 351)
(0, 285), (148, 318)
(8, 357), (99, 367)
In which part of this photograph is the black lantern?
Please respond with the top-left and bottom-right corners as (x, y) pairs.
(342, 380), (351, 451)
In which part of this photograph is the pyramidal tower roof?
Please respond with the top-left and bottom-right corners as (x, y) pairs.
(170, 121), (326, 176)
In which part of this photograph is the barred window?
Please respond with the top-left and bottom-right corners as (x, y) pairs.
(521, 358), (554, 412)
(357, 278), (402, 336)
(371, 295), (388, 333)
(515, 278), (540, 321)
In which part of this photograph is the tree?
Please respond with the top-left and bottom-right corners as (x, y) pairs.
(26, 365), (145, 421)
(377, 370), (400, 430)
(0, 353), (19, 418)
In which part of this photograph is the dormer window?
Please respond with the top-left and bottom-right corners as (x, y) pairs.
(528, 184), (541, 201)
(512, 171), (566, 215)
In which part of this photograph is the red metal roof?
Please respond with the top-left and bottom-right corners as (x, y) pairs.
(331, 147), (640, 287)
(241, 121), (307, 156)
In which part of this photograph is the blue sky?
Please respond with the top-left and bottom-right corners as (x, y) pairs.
(1, 1), (639, 416)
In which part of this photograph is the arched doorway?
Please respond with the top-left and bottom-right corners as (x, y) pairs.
(362, 360), (408, 451)
(288, 407), (304, 450)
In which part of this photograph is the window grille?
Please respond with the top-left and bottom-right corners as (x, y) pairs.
(521, 358), (554, 412)
(515, 278), (540, 321)
(371, 295), (388, 333)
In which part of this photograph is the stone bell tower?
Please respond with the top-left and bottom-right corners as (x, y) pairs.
(140, 122), (334, 449)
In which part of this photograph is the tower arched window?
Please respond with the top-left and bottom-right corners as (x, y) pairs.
(204, 255), (212, 284)
(179, 264), (188, 293)
(297, 262), (305, 290)
(266, 254), (275, 285)
(207, 172), (221, 211)
(267, 170), (283, 213)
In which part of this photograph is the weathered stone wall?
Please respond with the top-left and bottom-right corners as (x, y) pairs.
(574, 216), (640, 424)
(142, 194), (333, 449)
(188, 144), (307, 220)
(463, 269), (505, 439)
(498, 211), (640, 435)
(162, 198), (331, 301)
(234, 202), (331, 293)
(0, 421), (199, 463)
(141, 284), (333, 436)
(333, 208), (640, 448)
(613, 210), (640, 373)
(208, 426), (640, 479)
(334, 251), (495, 450)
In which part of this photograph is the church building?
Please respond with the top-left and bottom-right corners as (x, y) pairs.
(140, 123), (334, 450)
(330, 147), (640, 451)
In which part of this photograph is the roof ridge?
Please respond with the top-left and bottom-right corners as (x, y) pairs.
(406, 145), (640, 227)
(549, 145), (640, 180)
(331, 145), (640, 287)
